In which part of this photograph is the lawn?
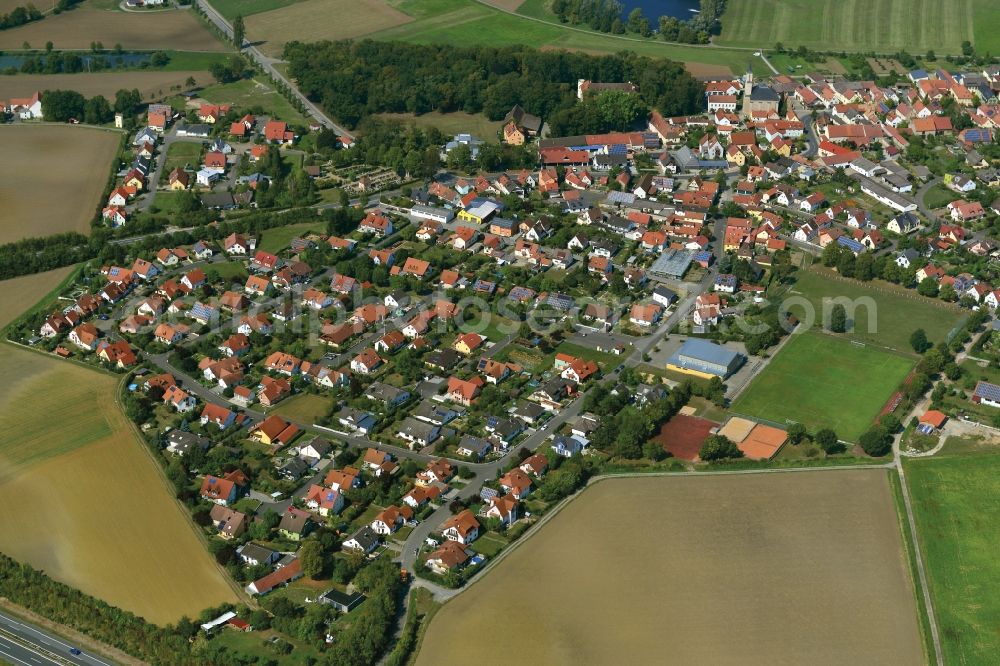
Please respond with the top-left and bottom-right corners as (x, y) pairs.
(209, 260), (250, 283)
(258, 221), (324, 253)
(375, 111), (503, 139)
(922, 184), (956, 210)
(906, 451), (1000, 665)
(273, 393), (331, 424)
(152, 190), (187, 213)
(416, 471), (923, 664)
(554, 341), (624, 370)
(161, 141), (203, 178)
(0, 344), (238, 624)
(198, 78), (310, 126)
(731, 330), (913, 441)
(717, 0), (975, 54)
(781, 267), (965, 352)
(0, 126), (120, 243)
(374, 0), (767, 76)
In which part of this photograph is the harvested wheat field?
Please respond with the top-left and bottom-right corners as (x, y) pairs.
(0, 6), (226, 51)
(0, 71), (215, 102)
(0, 344), (239, 624)
(0, 267), (73, 328)
(247, 0), (412, 56)
(0, 126), (120, 243)
(416, 471), (924, 665)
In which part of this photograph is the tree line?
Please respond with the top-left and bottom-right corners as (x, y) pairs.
(0, 552), (197, 664)
(284, 39), (704, 129)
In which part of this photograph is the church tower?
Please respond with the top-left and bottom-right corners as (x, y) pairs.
(742, 63), (753, 118)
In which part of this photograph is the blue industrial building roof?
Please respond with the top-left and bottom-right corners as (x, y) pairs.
(668, 338), (743, 377)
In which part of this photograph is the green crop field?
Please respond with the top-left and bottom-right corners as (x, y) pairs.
(371, 0), (764, 76)
(781, 267), (965, 353)
(731, 330), (913, 441)
(208, 0), (304, 21)
(717, 0), (977, 54)
(906, 450), (1000, 665)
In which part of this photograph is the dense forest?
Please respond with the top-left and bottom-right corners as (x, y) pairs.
(284, 40), (704, 130)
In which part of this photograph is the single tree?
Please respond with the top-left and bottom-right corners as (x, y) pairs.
(298, 539), (324, 579)
(233, 15), (245, 48)
(829, 303), (847, 333)
(699, 435), (743, 461)
(814, 428), (841, 454)
(910, 328), (930, 353)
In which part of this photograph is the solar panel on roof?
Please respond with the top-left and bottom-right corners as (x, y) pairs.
(975, 381), (1000, 401)
(608, 144), (628, 155)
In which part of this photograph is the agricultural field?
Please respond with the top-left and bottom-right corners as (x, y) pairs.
(0, 267), (74, 329)
(207, 0), (303, 21)
(0, 344), (238, 624)
(246, 0), (413, 57)
(731, 330), (913, 441)
(375, 111), (502, 139)
(906, 447), (1000, 665)
(0, 70), (216, 101)
(0, 5), (227, 51)
(717, 0), (975, 53)
(0, 126), (120, 244)
(782, 267), (965, 351)
(371, 0), (768, 75)
(416, 471), (924, 665)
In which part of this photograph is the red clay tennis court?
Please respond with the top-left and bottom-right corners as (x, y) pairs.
(655, 414), (717, 460)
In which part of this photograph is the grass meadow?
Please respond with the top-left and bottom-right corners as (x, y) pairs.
(0, 126), (120, 244)
(416, 472), (923, 665)
(370, 0), (764, 75)
(731, 330), (913, 440)
(781, 267), (965, 352)
(246, 0), (413, 57)
(906, 448), (1000, 665)
(717, 0), (976, 54)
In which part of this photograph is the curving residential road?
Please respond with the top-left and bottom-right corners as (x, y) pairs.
(190, 0), (353, 138)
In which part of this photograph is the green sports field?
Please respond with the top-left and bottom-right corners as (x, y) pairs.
(906, 449), (1000, 665)
(731, 330), (913, 441)
(718, 0), (980, 54)
(781, 268), (965, 353)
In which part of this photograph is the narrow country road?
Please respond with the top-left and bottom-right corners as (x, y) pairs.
(191, 0), (353, 138)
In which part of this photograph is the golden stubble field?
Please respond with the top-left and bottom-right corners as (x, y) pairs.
(0, 6), (226, 51)
(246, 0), (412, 56)
(417, 471), (924, 665)
(0, 71), (216, 102)
(0, 126), (120, 244)
(0, 266), (238, 624)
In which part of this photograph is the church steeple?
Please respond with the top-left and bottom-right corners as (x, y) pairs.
(742, 63), (754, 117)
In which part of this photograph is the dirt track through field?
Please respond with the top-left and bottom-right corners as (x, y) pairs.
(416, 471), (924, 665)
